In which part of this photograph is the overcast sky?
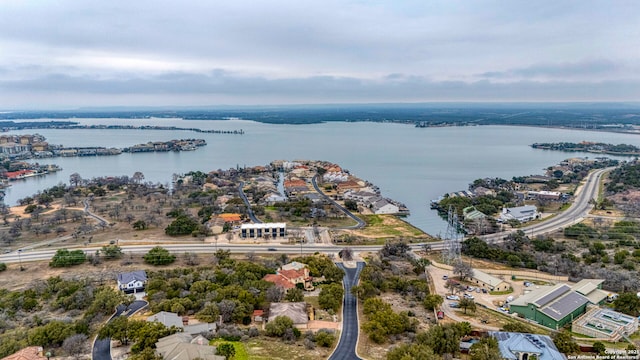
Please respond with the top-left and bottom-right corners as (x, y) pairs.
(1, 0), (639, 109)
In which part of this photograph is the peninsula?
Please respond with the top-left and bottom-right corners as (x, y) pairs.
(531, 141), (640, 156)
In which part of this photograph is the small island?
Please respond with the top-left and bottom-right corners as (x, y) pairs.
(531, 141), (640, 156)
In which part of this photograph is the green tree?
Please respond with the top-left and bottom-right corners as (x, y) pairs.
(552, 330), (579, 354)
(132, 220), (148, 230)
(143, 246), (176, 265)
(265, 316), (294, 337)
(129, 321), (177, 353)
(285, 288), (305, 302)
(98, 317), (144, 345)
(423, 294), (443, 310)
(50, 249), (87, 267)
(387, 343), (438, 360)
(614, 292), (640, 316)
(100, 245), (123, 259)
(319, 283), (344, 313)
(0, 263), (6, 271)
(469, 336), (501, 360)
(592, 341), (606, 355)
(315, 330), (336, 347)
(164, 215), (199, 236)
(459, 298), (476, 314)
(216, 343), (236, 360)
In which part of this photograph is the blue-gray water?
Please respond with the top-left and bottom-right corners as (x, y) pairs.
(4, 118), (639, 236)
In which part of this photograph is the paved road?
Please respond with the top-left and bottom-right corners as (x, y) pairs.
(329, 262), (364, 360)
(92, 300), (147, 360)
(238, 181), (261, 223)
(311, 176), (365, 229)
(0, 166), (612, 265)
(481, 166), (613, 243)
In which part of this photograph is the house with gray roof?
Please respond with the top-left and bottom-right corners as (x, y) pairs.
(155, 333), (224, 360)
(488, 331), (566, 360)
(498, 205), (538, 223)
(268, 302), (309, 328)
(117, 270), (147, 293)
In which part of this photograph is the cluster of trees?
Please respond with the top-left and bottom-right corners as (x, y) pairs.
(292, 255), (345, 283)
(362, 298), (418, 344)
(143, 246), (176, 265)
(462, 234), (539, 269)
(386, 322), (472, 359)
(0, 277), (130, 358)
(607, 161), (640, 193)
(318, 283), (343, 313)
(265, 316), (300, 342)
(351, 255), (430, 304)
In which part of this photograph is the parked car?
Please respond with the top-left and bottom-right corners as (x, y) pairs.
(446, 295), (460, 301)
(437, 311), (445, 319)
(481, 289), (488, 294)
(467, 286), (475, 291)
(442, 275), (448, 280)
(463, 293), (475, 300)
(475, 288), (481, 293)
(524, 281), (532, 287)
(449, 302), (459, 308)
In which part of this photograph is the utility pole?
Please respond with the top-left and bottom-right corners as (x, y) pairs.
(18, 249), (23, 271)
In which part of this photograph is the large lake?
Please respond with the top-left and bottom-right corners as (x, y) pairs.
(3, 118), (639, 236)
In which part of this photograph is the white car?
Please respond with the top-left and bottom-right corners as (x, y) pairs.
(463, 293), (475, 300)
(446, 295), (460, 301)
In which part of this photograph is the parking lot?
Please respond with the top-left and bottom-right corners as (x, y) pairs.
(428, 264), (530, 316)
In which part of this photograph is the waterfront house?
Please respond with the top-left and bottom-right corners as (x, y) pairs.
(372, 198), (400, 214)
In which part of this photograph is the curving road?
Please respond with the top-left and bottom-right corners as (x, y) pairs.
(311, 176), (365, 229)
(329, 262), (365, 360)
(92, 300), (147, 360)
(481, 166), (613, 243)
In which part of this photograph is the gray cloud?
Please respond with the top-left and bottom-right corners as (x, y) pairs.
(0, 0), (639, 108)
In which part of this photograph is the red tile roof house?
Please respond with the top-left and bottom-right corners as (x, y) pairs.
(1, 347), (46, 360)
(263, 263), (314, 291)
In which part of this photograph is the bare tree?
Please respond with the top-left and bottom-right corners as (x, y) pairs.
(453, 260), (473, 280)
(62, 334), (88, 360)
(132, 171), (145, 184)
(69, 173), (82, 187)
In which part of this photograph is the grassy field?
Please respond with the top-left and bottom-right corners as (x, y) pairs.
(341, 214), (434, 244)
(210, 340), (249, 360)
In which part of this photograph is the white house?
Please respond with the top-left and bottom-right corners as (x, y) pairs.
(498, 205), (538, 223)
(372, 199), (400, 215)
(117, 270), (147, 293)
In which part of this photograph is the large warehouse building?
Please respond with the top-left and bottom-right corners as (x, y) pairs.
(509, 279), (607, 330)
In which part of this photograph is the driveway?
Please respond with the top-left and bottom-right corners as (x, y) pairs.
(92, 300), (148, 360)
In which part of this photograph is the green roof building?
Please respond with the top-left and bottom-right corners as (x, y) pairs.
(509, 284), (590, 330)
